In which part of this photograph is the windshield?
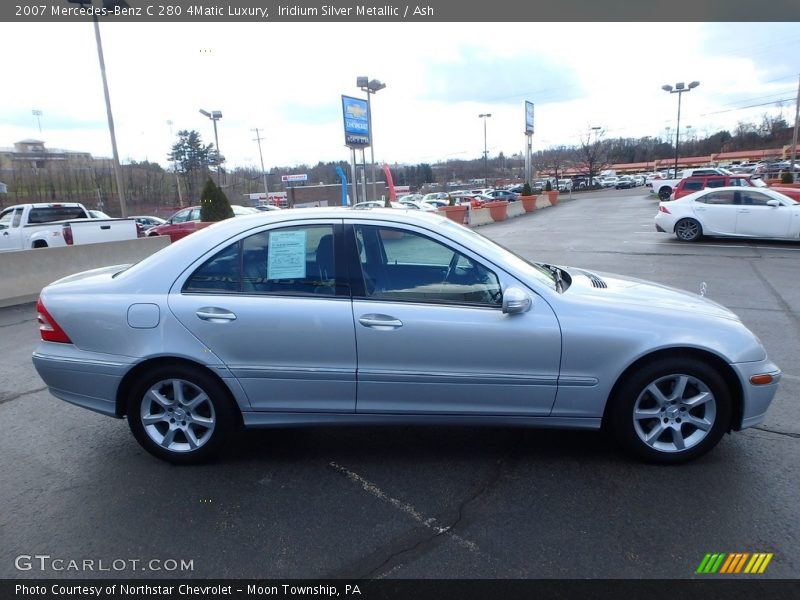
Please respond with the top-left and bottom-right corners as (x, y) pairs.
(750, 178), (768, 188)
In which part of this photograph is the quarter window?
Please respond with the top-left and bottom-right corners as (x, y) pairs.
(353, 225), (502, 306)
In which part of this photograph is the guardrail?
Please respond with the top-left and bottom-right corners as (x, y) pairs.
(0, 237), (171, 308)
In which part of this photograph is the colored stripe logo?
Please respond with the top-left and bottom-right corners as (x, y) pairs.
(696, 553), (773, 574)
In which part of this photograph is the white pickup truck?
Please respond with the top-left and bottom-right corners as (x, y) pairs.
(0, 203), (139, 252)
(648, 167), (732, 200)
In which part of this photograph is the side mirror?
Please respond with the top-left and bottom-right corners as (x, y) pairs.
(502, 287), (532, 314)
(766, 200), (780, 207)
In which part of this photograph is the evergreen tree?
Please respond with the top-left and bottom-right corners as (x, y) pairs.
(200, 178), (234, 222)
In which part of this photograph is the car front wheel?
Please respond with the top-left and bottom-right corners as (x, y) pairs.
(658, 187), (672, 200)
(127, 364), (237, 464)
(675, 218), (702, 242)
(609, 358), (731, 464)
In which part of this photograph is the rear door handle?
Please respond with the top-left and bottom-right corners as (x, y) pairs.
(196, 307), (237, 322)
(358, 314), (403, 329)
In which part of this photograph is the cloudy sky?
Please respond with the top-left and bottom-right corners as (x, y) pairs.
(1, 21), (799, 172)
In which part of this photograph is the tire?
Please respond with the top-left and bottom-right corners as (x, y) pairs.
(658, 187), (672, 200)
(608, 358), (731, 464)
(126, 363), (237, 464)
(674, 218), (702, 242)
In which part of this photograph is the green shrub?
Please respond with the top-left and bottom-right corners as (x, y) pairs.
(522, 182), (533, 196)
(545, 180), (553, 192)
(200, 178), (234, 222)
(780, 171), (794, 184)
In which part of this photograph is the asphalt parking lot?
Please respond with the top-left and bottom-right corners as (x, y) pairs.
(0, 187), (798, 580)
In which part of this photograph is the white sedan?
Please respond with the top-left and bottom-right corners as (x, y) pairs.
(655, 186), (800, 242)
(399, 200), (438, 212)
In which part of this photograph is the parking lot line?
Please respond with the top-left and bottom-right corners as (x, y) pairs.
(328, 461), (480, 553)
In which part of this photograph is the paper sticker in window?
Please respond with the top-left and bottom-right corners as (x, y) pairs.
(267, 230), (307, 279)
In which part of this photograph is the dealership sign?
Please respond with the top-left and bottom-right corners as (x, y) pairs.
(525, 100), (534, 134)
(281, 174), (308, 183)
(342, 95), (370, 147)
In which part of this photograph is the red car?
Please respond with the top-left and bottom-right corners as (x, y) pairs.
(673, 175), (800, 201)
(145, 206), (208, 242)
(146, 205), (258, 242)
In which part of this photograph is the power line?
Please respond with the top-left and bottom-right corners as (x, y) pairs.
(701, 98), (795, 116)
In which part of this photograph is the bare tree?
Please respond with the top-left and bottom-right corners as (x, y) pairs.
(536, 145), (572, 184)
(576, 128), (611, 186)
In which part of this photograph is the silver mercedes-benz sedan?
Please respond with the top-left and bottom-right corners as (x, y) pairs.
(32, 208), (780, 464)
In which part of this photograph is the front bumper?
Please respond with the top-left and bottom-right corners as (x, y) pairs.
(732, 358), (782, 430)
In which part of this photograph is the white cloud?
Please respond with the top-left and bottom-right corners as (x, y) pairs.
(1, 22), (798, 170)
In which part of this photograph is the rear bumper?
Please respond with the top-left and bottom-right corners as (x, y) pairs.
(32, 344), (131, 418)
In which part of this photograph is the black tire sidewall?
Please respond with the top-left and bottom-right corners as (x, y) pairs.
(126, 364), (236, 464)
(609, 358), (732, 464)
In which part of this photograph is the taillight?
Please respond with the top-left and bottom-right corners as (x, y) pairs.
(659, 205), (671, 214)
(36, 298), (72, 343)
(62, 224), (73, 245)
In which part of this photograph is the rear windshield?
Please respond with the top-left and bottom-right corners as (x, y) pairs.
(27, 207), (87, 224)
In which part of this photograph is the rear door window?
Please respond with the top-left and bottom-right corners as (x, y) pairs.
(184, 223), (342, 297)
(697, 191), (736, 205)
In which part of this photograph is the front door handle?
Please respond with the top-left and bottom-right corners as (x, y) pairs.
(196, 307), (237, 322)
(358, 314), (403, 330)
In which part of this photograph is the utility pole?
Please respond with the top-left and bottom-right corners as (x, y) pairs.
(93, 12), (127, 216)
(252, 128), (270, 201)
(790, 73), (800, 182)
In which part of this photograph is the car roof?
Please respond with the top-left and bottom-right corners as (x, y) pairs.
(678, 186), (786, 200)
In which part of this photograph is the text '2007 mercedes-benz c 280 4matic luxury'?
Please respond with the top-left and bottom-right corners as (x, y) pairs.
(32, 208), (780, 464)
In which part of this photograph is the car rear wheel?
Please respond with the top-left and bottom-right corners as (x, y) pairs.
(658, 187), (672, 200)
(675, 218), (702, 242)
(609, 358), (731, 464)
(127, 364), (237, 464)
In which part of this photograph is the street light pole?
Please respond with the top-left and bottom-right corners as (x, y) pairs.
(32, 109), (42, 133)
(199, 109), (223, 185)
(357, 76), (386, 201)
(479, 113), (492, 185)
(662, 81), (699, 178)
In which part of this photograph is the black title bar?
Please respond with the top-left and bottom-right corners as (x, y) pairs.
(4, 0), (800, 22)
